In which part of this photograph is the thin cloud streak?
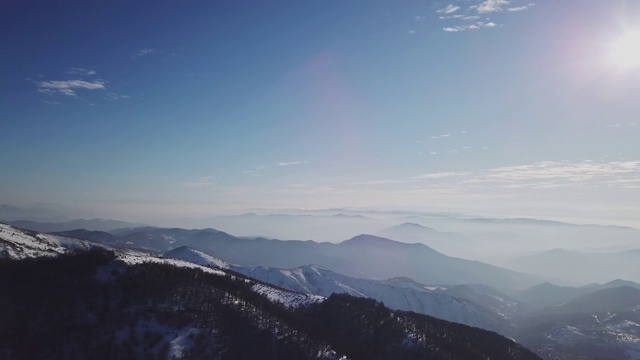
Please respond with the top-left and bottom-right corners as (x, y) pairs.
(437, 4), (461, 14)
(412, 172), (471, 179)
(507, 3), (535, 12)
(133, 48), (155, 58)
(406, 160), (640, 190)
(350, 180), (408, 185)
(66, 67), (97, 76)
(277, 160), (308, 166)
(443, 22), (499, 32)
(36, 79), (106, 96)
(181, 176), (216, 187)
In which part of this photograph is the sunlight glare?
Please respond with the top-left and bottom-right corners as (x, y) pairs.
(609, 29), (640, 70)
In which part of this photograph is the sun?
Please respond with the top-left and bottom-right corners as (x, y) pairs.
(609, 29), (640, 70)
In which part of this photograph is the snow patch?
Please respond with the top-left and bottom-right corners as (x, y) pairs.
(251, 283), (324, 307)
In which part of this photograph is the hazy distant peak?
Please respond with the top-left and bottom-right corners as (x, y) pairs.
(531, 282), (555, 290)
(198, 227), (225, 233)
(383, 276), (426, 288)
(395, 222), (436, 231)
(378, 222), (437, 232)
(297, 263), (328, 271)
(341, 234), (404, 246)
(547, 285), (640, 314)
(331, 213), (367, 218)
(600, 279), (640, 289)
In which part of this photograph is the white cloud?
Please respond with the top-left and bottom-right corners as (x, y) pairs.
(486, 161), (640, 183)
(277, 160), (308, 166)
(431, 134), (451, 139)
(66, 67), (97, 76)
(507, 3), (535, 12)
(439, 14), (465, 20)
(134, 48), (155, 58)
(415, 16), (426, 21)
(104, 93), (131, 101)
(439, 1), (532, 32)
(36, 79), (106, 96)
(408, 30), (416, 34)
(473, 0), (510, 14)
(412, 172), (471, 179)
(444, 27), (464, 32)
(442, 22), (498, 32)
(408, 160), (640, 192)
(182, 176), (216, 187)
(242, 165), (267, 176)
(350, 180), (407, 185)
(437, 4), (461, 14)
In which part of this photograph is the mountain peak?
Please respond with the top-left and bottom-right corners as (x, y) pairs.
(399, 222), (434, 229)
(341, 234), (403, 246)
(164, 246), (229, 269)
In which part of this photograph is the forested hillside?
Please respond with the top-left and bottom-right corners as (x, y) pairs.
(0, 250), (541, 360)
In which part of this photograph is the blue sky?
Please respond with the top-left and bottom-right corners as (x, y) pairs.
(1, 0), (640, 225)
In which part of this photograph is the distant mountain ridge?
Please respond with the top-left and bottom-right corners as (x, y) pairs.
(6, 218), (146, 233)
(515, 284), (640, 360)
(504, 248), (640, 284)
(376, 222), (469, 256)
(0, 222), (543, 360)
(0, 204), (69, 222)
(54, 227), (545, 293)
(514, 279), (640, 310)
(546, 286), (640, 314)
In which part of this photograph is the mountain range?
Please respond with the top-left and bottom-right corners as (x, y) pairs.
(54, 226), (544, 293)
(375, 222), (470, 256)
(0, 222), (542, 360)
(6, 220), (640, 359)
(501, 248), (640, 284)
(164, 246), (513, 335)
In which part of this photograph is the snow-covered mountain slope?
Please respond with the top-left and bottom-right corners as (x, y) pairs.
(115, 248), (228, 277)
(385, 277), (529, 320)
(1, 250), (541, 360)
(163, 246), (229, 269)
(61, 226), (544, 293)
(162, 246), (513, 333)
(230, 262), (510, 334)
(516, 308), (640, 360)
(0, 222), (99, 259)
(118, 251), (322, 307)
(0, 223), (322, 309)
(252, 283), (324, 307)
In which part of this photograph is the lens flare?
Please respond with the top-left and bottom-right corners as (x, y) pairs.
(609, 29), (640, 70)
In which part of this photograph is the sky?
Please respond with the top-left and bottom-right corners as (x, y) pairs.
(1, 0), (640, 226)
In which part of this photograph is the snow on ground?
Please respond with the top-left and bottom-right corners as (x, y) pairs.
(119, 249), (326, 308)
(0, 223), (98, 259)
(116, 250), (227, 277)
(163, 247), (229, 269)
(169, 328), (203, 359)
(251, 283), (324, 307)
